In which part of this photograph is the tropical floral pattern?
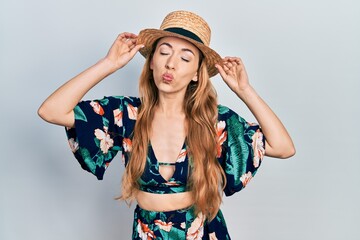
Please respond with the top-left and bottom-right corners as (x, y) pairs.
(186, 212), (205, 240)
(137, 219), (156, 239)
(65, 96), (265, 239)
(252, 129), (265, 168)
(133, 205), (230, 240)
(240, 171), (253, 188)
(216, 120), (227, 157)
(94, 126), (114, 154)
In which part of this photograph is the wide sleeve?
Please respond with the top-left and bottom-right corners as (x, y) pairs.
(216, 105), (266, 196)
(65, 96), (139, 180)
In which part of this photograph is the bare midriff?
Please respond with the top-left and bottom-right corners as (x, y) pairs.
(136, 190), (194, 212)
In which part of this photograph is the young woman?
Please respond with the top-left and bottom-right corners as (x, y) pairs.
(38, 10), (295, 239)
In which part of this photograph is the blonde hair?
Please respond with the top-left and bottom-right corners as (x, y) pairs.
(119, 46), (226, 221)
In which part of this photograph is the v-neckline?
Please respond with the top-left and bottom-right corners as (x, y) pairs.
(148, 141), (186, 182)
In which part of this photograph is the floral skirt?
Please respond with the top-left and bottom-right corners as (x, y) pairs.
(133, 205), (231, 239)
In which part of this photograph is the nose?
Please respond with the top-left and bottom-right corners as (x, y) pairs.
(165, 55), (175, 70)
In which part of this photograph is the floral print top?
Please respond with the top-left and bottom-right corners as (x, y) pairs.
(65, 96), (265, 196)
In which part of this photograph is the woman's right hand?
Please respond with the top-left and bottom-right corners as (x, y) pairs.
(38, 33), (144, 128)
(105, 32), (144, 71)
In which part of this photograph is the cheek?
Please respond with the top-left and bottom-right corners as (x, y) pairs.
(187, 66), (199, 79)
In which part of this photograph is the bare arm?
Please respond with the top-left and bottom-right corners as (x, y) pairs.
(216, 57), (295, 159)
(38, 32), (144, 128)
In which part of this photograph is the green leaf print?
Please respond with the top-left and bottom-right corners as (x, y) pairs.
(99, 98), (109, 105)
(79, 147), (96, 173)
(218, 105), (230, 115)
(226, 114), (250, 185)
(215, 210), (227, 228)
(170, 186), (186, 193)
(74, 106), (87, 122)
(94, 137), (100, 148)
(168, 227), (185, 239)
(102, 117), (109, 128)
(138, 178), (158, 188)
(112, 96), (125, 100)
(112, 145), (122, 151)
(95, 154), (105, 168)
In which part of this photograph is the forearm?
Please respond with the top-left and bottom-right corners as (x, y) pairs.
(38, 32), (142, 128)
(235, 86), (295, 158)
(38, 58), (117, 127)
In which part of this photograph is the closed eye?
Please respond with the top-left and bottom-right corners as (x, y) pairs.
(181, 57), (190, 62)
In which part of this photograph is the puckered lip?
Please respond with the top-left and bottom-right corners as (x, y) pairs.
(162, 72), (174, 81)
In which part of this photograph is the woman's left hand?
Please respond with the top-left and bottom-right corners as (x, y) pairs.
(216, 57), (296, 159)
(216, 57), (250, 94)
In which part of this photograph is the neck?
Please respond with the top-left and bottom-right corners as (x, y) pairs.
(156, 92), (185, 117)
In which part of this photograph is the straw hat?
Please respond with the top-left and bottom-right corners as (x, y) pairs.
(137, 10), (222, 77)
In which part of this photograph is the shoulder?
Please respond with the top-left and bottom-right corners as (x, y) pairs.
(217, 104), (251, 129)
(217, 104), (238, 120)
(122, 96), (141, 107)
(96, 96), (141, 108)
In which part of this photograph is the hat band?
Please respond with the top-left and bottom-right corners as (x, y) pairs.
(164, 27), (204, 44)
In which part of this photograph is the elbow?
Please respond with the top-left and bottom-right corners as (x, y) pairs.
(37, 103), (57, 124)
(37, 104), (51, 122)
(266, 142), (296, 159)
(277, 143), (296, 159)
(279, 146), (296, 159)
(38, 102), (74, 128)
(38, 104), (50, 122)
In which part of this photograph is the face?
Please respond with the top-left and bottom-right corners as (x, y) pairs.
(150, 36), (201, 97)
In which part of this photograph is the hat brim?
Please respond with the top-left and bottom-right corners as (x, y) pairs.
(137, 29), (222, 77)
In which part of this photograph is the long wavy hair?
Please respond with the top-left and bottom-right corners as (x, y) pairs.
(119, 41), (226, 221)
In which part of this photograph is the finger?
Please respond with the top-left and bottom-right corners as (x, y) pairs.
(223, 61), (235, 72)
(215, 64), (228, 79)
(129, 44), (145, 56)
(117, 33), (127, 40)
(123, 32), (138, 39)
(126, 38), (138, 48)
(223, 65), (230, 72)
(129, 38), (137, 44)
(233, 57), (241, 65)
(117, 33), (137, 43)
(223, 57), (231, 62)
(225, 61), (234, 68)
(224, 57), (241, 65)
(119, 32), (138, 38)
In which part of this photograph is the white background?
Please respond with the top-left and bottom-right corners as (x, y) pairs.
(1, 0), (359, 239)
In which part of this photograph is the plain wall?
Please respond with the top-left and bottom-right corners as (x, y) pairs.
(1, 0), (359, 239)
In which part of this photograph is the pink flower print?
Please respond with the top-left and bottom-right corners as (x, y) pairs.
(90, 101), (104, 115)
(123, 138), (132, 152)
(68, 138), (79, 153)
(176, 149), (187, 163)
(94, 127), (114, 154)
(240, 171), (253, 188)
(252, 129), (265, 168)
(154, 219), (173, 232)
(164, 181), (180, 186)
(127, 103), (138, 120)
(186, 212), (205, 240)
(209, 232), (218, 240)
(113, 109), (123, 127)
(137, 219), (156, 239)
(216, 121), (227, 157)
(180, 222), (186, 229)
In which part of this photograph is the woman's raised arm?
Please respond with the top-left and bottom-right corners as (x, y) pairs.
(38, 32), (143, 128)
(216, 57), (296, 159)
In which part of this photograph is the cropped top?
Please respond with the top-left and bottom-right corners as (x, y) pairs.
(65, 96), (265, 196)
(138, 142), (189, 193)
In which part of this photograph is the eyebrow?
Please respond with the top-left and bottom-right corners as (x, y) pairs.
(159, 42), (195, 56)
